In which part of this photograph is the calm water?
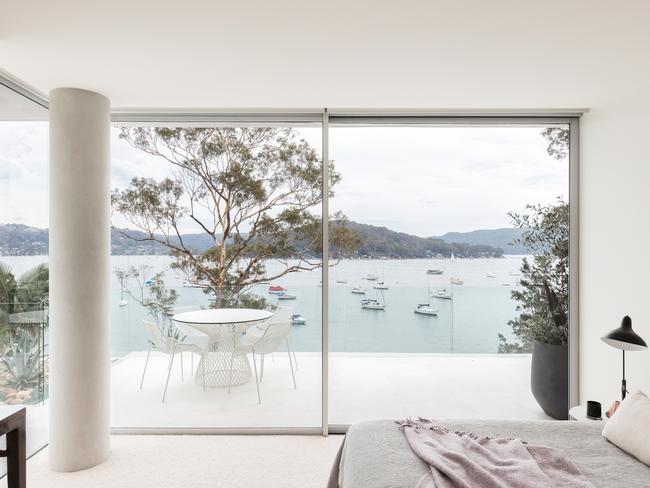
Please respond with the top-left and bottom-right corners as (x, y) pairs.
(2, 255), (527, 356)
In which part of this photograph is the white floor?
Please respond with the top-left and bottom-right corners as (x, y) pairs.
(112, 352), (548, 429)
(1, 434), (344, 488)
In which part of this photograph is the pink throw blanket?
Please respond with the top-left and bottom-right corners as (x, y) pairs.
(397, 418), (594, 488)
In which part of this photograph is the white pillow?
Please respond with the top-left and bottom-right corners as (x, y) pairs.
(602, 390), (650, 466)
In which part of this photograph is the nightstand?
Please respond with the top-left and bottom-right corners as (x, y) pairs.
(569, 405), (604, 422)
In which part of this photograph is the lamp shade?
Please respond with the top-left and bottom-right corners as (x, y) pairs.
(601, 316), (648, 351)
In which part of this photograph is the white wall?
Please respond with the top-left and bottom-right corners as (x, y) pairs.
(580, 85), (650, 405)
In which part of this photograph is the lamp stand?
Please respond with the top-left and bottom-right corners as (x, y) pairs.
(621, 349), (627, 401)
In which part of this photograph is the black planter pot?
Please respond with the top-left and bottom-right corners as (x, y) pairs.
(531, 342), (568, 420)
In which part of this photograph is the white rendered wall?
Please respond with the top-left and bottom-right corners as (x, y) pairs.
(580, 86), (650, 406)
(49, 88), (111, 471)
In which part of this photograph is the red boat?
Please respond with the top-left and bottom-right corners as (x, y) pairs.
(268, 285), (286, 294)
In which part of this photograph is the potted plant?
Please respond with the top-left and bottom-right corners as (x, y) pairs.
(498, 201), (569, 419)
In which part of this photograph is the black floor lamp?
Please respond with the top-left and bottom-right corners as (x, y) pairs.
(601, 316), (647, 401)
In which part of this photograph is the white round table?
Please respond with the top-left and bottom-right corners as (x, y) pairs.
(173, 308), (273, 388)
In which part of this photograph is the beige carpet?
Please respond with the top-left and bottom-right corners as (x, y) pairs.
(2, 435), (344, 488)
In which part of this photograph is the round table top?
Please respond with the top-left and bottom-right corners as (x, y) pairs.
(172, 308), (273, 325)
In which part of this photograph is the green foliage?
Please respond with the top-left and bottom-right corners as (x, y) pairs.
(498, 200), (569, 353)
(0, 262), (48, 393)
(541, 127), (570, 160)
(0, 326), (42, 390)
(112, 127), (361, 308)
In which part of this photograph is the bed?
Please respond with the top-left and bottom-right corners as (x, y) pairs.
(327, 419), (650, 487)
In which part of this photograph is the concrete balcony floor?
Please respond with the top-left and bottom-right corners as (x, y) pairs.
(111, 352), (549, 430)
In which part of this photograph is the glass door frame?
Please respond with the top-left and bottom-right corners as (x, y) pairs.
(110, 110), (581, 435)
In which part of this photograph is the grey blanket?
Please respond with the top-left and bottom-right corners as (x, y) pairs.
(398, 418), (594, 488)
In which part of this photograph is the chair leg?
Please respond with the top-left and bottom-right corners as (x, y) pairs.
(288, 339), (299, 371)
(163, 346), (177, 403)
(180, 351), (184, 381)
(139, 347), (152, 390)
(260, 353), (265, 381)
(251, 346), (261, 404)
(286, 339), (296, 389)
(227, 352), (235, 394)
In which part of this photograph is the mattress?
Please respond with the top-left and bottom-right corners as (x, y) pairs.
(328, 419), (650, 488)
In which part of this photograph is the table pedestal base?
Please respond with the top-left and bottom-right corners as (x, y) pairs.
(196, 351), (252, 387)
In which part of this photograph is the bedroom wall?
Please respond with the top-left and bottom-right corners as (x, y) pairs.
(580, 85), (650, 406)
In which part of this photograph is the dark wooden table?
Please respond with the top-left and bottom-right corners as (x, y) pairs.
(0, 408), (26, 488)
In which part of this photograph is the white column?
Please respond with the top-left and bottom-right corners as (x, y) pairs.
(49, 88), (111, 471)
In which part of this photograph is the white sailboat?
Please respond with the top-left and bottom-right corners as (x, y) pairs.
(414, 304), (438, 316)
(415, 277), (438, 316)
(449, 277), (464, 285)
(432, 288), (453, 300)
(450, 252), (456, 261)
(486, 272), (496, 278)
(361, 289), (386, 310)
(351, 285), (366, 294)
(373, 281), (389, 290)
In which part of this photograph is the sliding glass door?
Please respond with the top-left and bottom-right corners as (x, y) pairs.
(327, 120), (573, 425)
(109, 122), (323, 430)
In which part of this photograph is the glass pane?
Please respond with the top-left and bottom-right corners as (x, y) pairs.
(328, 124), (570, 423)
(110, 125), (323, 429)
(0, 119), (49, 468)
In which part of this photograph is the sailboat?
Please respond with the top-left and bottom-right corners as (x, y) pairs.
(361, 289), (386, 310)
(414, 277), (438, 315)
(450, 252), (456, 261)
(432, 288), (453, 300)
(351, 285), (366, 294)
(449, 277), (464, 285)
(486, 272), (496, 278)
(373, 263), (389, 289)
(414, 304), (438, 316)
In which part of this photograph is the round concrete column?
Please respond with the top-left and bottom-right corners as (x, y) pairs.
(49, 88), (111, 471)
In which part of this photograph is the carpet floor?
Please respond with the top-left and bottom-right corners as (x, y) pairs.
(2, 435), (344, 488)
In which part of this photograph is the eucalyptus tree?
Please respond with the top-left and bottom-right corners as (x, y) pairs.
(112, 127), (360, 307)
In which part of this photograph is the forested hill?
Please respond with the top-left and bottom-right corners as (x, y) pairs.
(0, 222), (516, 258)
(339, 221), (504, 259)
(438, 228), (528, 255)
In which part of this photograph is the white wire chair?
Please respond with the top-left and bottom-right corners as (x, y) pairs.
(140, 319), (208, 403)
(227, 307), (297, 404)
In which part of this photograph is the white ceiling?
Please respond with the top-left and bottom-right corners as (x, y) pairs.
(1, 0), (649, 110)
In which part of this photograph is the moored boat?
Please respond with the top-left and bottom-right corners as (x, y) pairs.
(414, 304), (438, 316)
(268, 285), (286, 294)
(291, 314), (307, 325)
(432, 288), (453, 299)
(361, 298), (386, 310)
(449, 277), (464, 285)
(277, 293), (297, 300)
(351, 286), (366, 294)
(427, 269), (443, 275)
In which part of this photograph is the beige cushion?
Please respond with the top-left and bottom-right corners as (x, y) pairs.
(602, 390), (650, 466)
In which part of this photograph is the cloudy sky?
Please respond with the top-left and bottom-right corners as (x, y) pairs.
(0, 122), (568, 237)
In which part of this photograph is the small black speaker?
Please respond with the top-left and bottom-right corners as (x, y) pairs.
(586, 400), (602, 420)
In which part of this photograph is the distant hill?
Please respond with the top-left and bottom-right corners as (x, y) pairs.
(438, 228), (528, 255)
(339, 221), (504, 259)
(0, 222), (515, 258)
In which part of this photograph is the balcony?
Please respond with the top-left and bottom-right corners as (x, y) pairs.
(110, 351), (546, 430)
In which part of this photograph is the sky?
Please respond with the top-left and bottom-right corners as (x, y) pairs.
(0, 122), (568, 237)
